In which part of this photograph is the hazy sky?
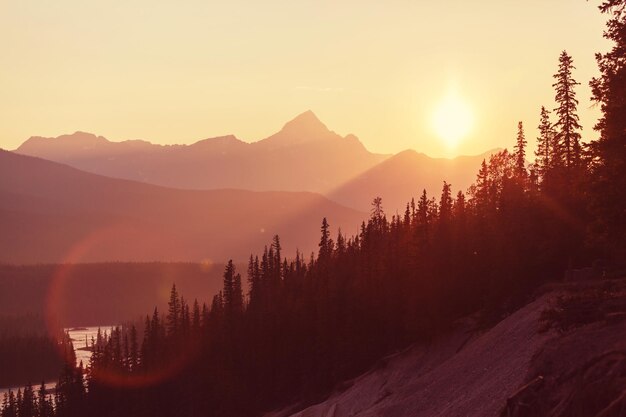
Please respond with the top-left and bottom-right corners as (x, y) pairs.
(0, 1), (611, 157)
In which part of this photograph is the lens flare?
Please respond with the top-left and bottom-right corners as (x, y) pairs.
(45, 224), (199, 389)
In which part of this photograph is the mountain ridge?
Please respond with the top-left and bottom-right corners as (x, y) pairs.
(14, 111), (499, 212)
(0, 150), (366, 264)
(15, 111), (387, 194)
(15, 111), (370, 153)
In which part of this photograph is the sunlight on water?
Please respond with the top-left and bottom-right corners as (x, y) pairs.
(0, 325), (115, 397)
(68, 326), (115, 367)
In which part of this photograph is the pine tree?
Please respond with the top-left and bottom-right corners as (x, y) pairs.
(4, 391), (16, 417)
(454, 191), (466, 219)
(417, 190), (429, 225)
(439, 182), (453, 222)
(403, 203), (411, 226)
(473, 159), (490, 210)
(20, 383), (35, 417)
(222, 261), (236, 314)
(247, 255), (262, 311)
(514, 121), (527, 176)
(553, 50), (582, 169)
(318, 218), (332, 260)
(166, 284), (181, 336)
(371, 197), (384, 224)
(210, 292), (224, 320)
(535, 106), (556, 177)
(232, 273), (244, 314)
(180, 296), (190, 336)
(150, 307), (163, 353)
(271, 235), (282, 283)
(336, 229), (347, 255)
(37, 382), (52, 417)
(589, 0), (626, 256)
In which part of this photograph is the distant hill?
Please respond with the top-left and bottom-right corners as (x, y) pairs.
(15, 111), (387, 194)
(0, 151), (365, 264)
(0, 263), (230, 326)
(328, 149), (500, 213)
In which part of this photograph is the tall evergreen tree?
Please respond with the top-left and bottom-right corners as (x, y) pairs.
(472, 159), (490, 211)
(271, 235), (282, 283)
(37, 382), (53, 417)
(371, 197), (384, 223)
(318, 218), (332, 260)
(166, 284), (181, 336)
(535, 106), (556, 177)
(232, 273), (244, 314)
(417, 190), (429, 225)
(553, 50), (582, 169)
(439, 182), (453, 222)
(222, 261), (236, 315)
(247, 255), (262, 311)
(589, 0), (626, 256)
(514, 121), (527, 176)
(19, 383), (35, 417)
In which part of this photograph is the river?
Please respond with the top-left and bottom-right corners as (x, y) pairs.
(0, 326), (115, 397)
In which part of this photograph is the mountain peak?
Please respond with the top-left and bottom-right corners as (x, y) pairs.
(280, 110), (329, 135)
(256, 110), (339, 149)
(17, 131), (110, 155)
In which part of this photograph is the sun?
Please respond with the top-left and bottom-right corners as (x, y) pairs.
(432, 91), (474, 149)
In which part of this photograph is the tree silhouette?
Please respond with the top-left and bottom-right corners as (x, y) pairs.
(318, 218), (333, 260)
(553, 50), (582, 169)
(514, 121), (527, 177)
(166, 284), (181, 336)
(535, 106), (555, 178)
(589, 0), (626, 257)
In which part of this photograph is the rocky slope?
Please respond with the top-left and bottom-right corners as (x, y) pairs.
(269, 278), (626, 417)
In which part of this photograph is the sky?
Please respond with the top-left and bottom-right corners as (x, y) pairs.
(0, 1), (612, 157)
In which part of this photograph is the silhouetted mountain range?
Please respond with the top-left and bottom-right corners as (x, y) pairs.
(0, 150), (365, 264)
(16, 111), (385, 195)
(14, 111), (497, 212)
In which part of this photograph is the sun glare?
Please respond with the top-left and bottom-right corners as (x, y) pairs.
(432, 91), (474, 149)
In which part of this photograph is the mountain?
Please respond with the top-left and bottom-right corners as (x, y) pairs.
(327, 149), (500, 213)
(14, 111), (497, 213)
(0, 150), (365, 264)
(15, 111), (387, 194)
